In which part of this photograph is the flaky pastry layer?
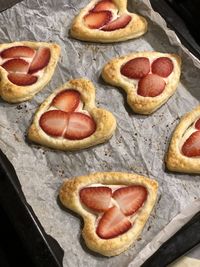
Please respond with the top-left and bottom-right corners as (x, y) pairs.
(59, 171), (158, 256)
(70, 0), (147, 43)
(166, 105), (200, 173)
(28, 78), (116, 151)
(0, 41), (60, 103)
(102, 51), (181, 114)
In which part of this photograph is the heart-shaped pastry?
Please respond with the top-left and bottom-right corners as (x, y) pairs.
(70, 0), (147, 43)
(102, 51), (181, 114)
(0, 41), (60, 103)
(166, 105), (200, 173)
(28, 78), (116, 150)
(59, 172), (158, 256)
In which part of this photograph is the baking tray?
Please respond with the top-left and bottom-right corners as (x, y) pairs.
(0, 149), (64, 267)
(0, 1), (199, 266)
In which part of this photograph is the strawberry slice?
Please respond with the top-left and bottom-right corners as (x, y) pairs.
(84, 11), (112, 29)
(195, 118), (200, 130)
(8, 73), (38, 86)
(51, 90), (80, 113)
(96, 206), (132, 239)
(1, 59), (29, 73)
(80, 186), (112, 212)
(0, 46), (35, 58)
(152, 57), (174, 77)
(113, 185), (147, 216)
(64, 112), (96, 140)
(92, 0), (117, 12)
(120, 57), (150, 79)
(39, 110), (68, 137)
(137, 74), (166, 97)
(101, 14), (131, 31)
(28, 47), (50, 74)
(182, 131), (200, 157)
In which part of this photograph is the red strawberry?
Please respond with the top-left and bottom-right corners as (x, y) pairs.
(8, 73), (37, 86)
(39, 110), (68, 137)
(64, 112), (96, 140)
(137, 74), (166, 97)
(120, 57), (150, 79)
(101, 14), (131, 31)
(151, 57), (174, 77)
(0, 46), (35, 58)
(92, 0), (117, 12)
(113, 185), (147, 216)
(84, 11), (112, 29)
(51, 90), (80, 113)
(195, 118), (200, 130)
(28, 47), (50, 74)
(80, 186), (112, 212)
(96, 206), (132, 239)
(182, 131), (200, 157)
(1, 59), (29, 73)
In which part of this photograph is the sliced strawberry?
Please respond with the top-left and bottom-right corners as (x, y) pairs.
(51, 90), (80, 113)
(151, 57), (174, 77)
(28, 47), (50, 74)
(92, 0), (117, 12)
(101, 14), (131, 31)
(182, 131), (200, 157)
(137, 74), (166, 97)
(195, 118), (200, 130)
(1, 59), (29, 73)
(80, 186), (112, 212)
(120, 57), (150, 79)
(1, 46), (35, 58)
(84, 11), (112, 29)
(8, 73), (37, 86)
(96, 206), (132, 239)
(39, 110), (68, 137)
(64, 112), (96, 140)
(113, 185), (147, 216)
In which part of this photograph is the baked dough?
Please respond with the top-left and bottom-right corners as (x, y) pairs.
(0, 41), (60, 103)
(59, 171), (158, 256)
(28, 78), (117, 151)
(166, 105), (200, 173)
(102, 51), (181, 114)
(70, 0), (147, 43)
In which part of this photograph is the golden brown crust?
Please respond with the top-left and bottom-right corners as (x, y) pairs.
(102, 51), (181, 114)
(28, 78), (117, 151)
(166, 105), (200, 173)
(0, 41), (60, 103)
(70, 0), (147, 43)
(59, 171), (158, 256)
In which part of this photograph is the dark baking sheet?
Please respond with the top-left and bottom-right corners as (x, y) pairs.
(0, 149), (64, 267)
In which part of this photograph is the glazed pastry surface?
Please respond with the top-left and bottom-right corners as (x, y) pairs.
(102, 51), (181, 114)
(28, 78), (116, 151)
(70, 0), (147, 43)
(59, 172), (158, 256)
(0, 41), (60, 103)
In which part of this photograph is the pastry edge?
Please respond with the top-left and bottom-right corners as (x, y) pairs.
(28, 78), (117, 151)
(166, 105), (200, 173)
(59, 171), (158, 256)
(0, 41), (61, 103)
(102, 51), (181, 114)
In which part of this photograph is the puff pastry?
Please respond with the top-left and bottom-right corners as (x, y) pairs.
(166, 105), (200, 173)
(70, 0), (147, 43)
(59, 172), (158, 256)
(0, 41), (60, 103)
(102, 51), (181, 114)
(28, 78), (116, 151)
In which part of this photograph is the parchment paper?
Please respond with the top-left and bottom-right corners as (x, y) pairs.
(0, 0), (199, 266)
